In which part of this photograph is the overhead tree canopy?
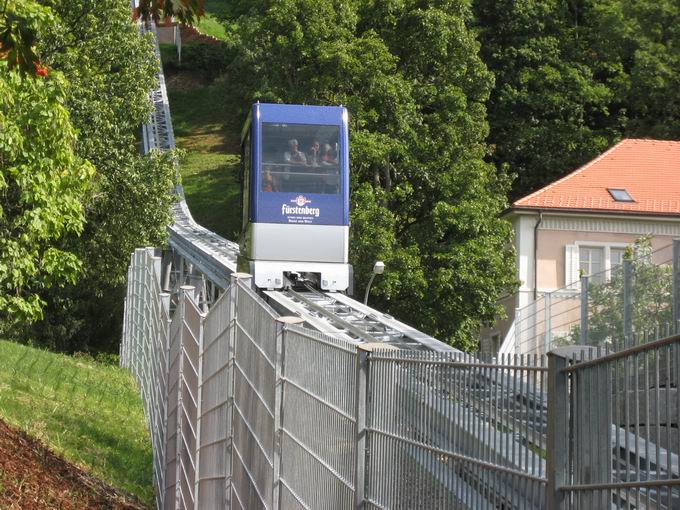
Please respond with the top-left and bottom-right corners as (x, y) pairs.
(134, 0), (204, 25)
(474, 0), (680, 199)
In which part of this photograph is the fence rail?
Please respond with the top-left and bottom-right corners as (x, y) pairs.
(548, 336), (680, 509)
(122, 248), (680, 509)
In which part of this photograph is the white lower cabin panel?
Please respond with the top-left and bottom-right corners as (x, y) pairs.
(244, 223), (350, 291)
(249, 223), (348, 263)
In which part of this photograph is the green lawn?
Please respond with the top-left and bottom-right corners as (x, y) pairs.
(0, 340), (153, 506)
(194, 0), (231, 41)
(168, 76), (242, 240)
(195, 12), (227, 40)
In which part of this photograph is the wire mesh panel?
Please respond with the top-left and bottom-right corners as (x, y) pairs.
(152, 292), (170, 510)
(120, 248), (171, 510)
(177, 292), (204, 510)
(195, 289), (232, 508)
(164, 307), (183, 510)
(278, 326), (358, 508)
(231, 281), (280, 510)
(556, 336), (680, 509)
(366, 350), (548, 510)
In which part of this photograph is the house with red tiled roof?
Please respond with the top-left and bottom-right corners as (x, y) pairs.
(481, 139), (680, 354)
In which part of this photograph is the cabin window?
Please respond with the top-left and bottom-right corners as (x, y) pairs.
(261, 122), (341, 194)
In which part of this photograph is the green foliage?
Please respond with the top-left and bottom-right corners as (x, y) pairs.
(0, 63), (94, 323)
(135, 0), (205, 25)
(223, 0), (517, 348)
(7, 0), (178, 353)
(0, 0), (54, 75)
(163, 42), (229, 81)
(0, 339), (153, 504)
(474, 0), (614, 197)
(473, 0), (680, 199)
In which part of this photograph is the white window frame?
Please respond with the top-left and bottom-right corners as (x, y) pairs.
(562, 241), (630, 292)
(575, 241), (629, 276)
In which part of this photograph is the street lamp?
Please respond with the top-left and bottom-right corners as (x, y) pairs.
(363, 261), (385, 306)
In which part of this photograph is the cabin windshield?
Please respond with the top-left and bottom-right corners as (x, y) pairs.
(261, 122), (341, 194)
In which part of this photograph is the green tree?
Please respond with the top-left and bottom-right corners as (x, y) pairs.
(0, 62), (94, 323)
(224, 0), (517, 348)
(13, 0), (177, 352)
(582, 0), (680, 139)
(473, 0), (680, 199)
(135, 0), (204, 25)
(473, 0), (614, 198)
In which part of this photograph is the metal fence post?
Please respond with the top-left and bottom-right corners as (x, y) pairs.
(547, 349), (570, 510)
(159, 291), (171, 510)
(175, 285), (193, 510)
(194, 306), (206, 510)
(354, 344), (371, 509)
(580, 276), (589, 345)
(673, 239), (680, 334)
(623, 259), (633, 348)
(545, 292), (552, 353)
(225, 272), (252, 507)
(133, 249), (143, 381)
(273, 317), (304, 510)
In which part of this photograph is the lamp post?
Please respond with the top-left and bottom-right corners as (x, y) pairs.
(363, 261), (385, 306)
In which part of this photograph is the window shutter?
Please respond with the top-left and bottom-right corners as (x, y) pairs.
(565, 245), (580, 290)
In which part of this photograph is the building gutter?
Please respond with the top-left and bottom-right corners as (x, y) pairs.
(534, 210), (543, 300)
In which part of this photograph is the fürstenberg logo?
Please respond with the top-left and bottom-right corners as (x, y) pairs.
(281, 195), (320, 218)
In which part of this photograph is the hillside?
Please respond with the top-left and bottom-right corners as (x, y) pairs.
(0, 418), (147, 509)
(0, 340), (153, 506)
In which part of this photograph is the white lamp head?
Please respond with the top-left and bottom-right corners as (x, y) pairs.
(372, 261), (385, 275)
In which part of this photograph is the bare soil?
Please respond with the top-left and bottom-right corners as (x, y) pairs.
(0, 419), (149, 509)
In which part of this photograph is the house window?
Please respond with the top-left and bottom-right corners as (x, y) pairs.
(579, 246), (604, 283)
(610, 248), (626, 269)
(566, 243), (631, 289)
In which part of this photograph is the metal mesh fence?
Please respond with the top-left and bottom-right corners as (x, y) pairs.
(231, 282), (279, 509)
(279, 326), (359, 508)
(514, 240), (680, 356)
(550, 335), (680, 508)
(196, 289), (232, 507)
(122, 247), (680, 509)
(366, 351), (548, 509)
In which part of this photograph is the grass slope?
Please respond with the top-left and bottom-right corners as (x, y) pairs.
(0, 340), (153, 506)
(168, 75), (242, 240)
(195, 13), (227, 40)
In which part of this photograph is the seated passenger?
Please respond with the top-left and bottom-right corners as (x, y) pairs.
(307, 140), (321, 167)
(321, 143), (338, 165)
(262, 166), (276, 192)
(284, 139), (307, 165)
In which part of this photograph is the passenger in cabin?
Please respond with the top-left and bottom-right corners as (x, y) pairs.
(284, 139), (306, 164)
(262, 166), (276, 192)
(307, 140), (321, 166)
(321, 143), (337, 165)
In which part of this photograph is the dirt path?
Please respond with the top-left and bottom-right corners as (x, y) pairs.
(0, 419), (149, 509)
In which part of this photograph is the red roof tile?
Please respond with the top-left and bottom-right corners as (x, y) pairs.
(513, 139), (680, 216)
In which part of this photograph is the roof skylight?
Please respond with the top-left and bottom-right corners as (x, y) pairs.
(608, 188), (635, 202)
